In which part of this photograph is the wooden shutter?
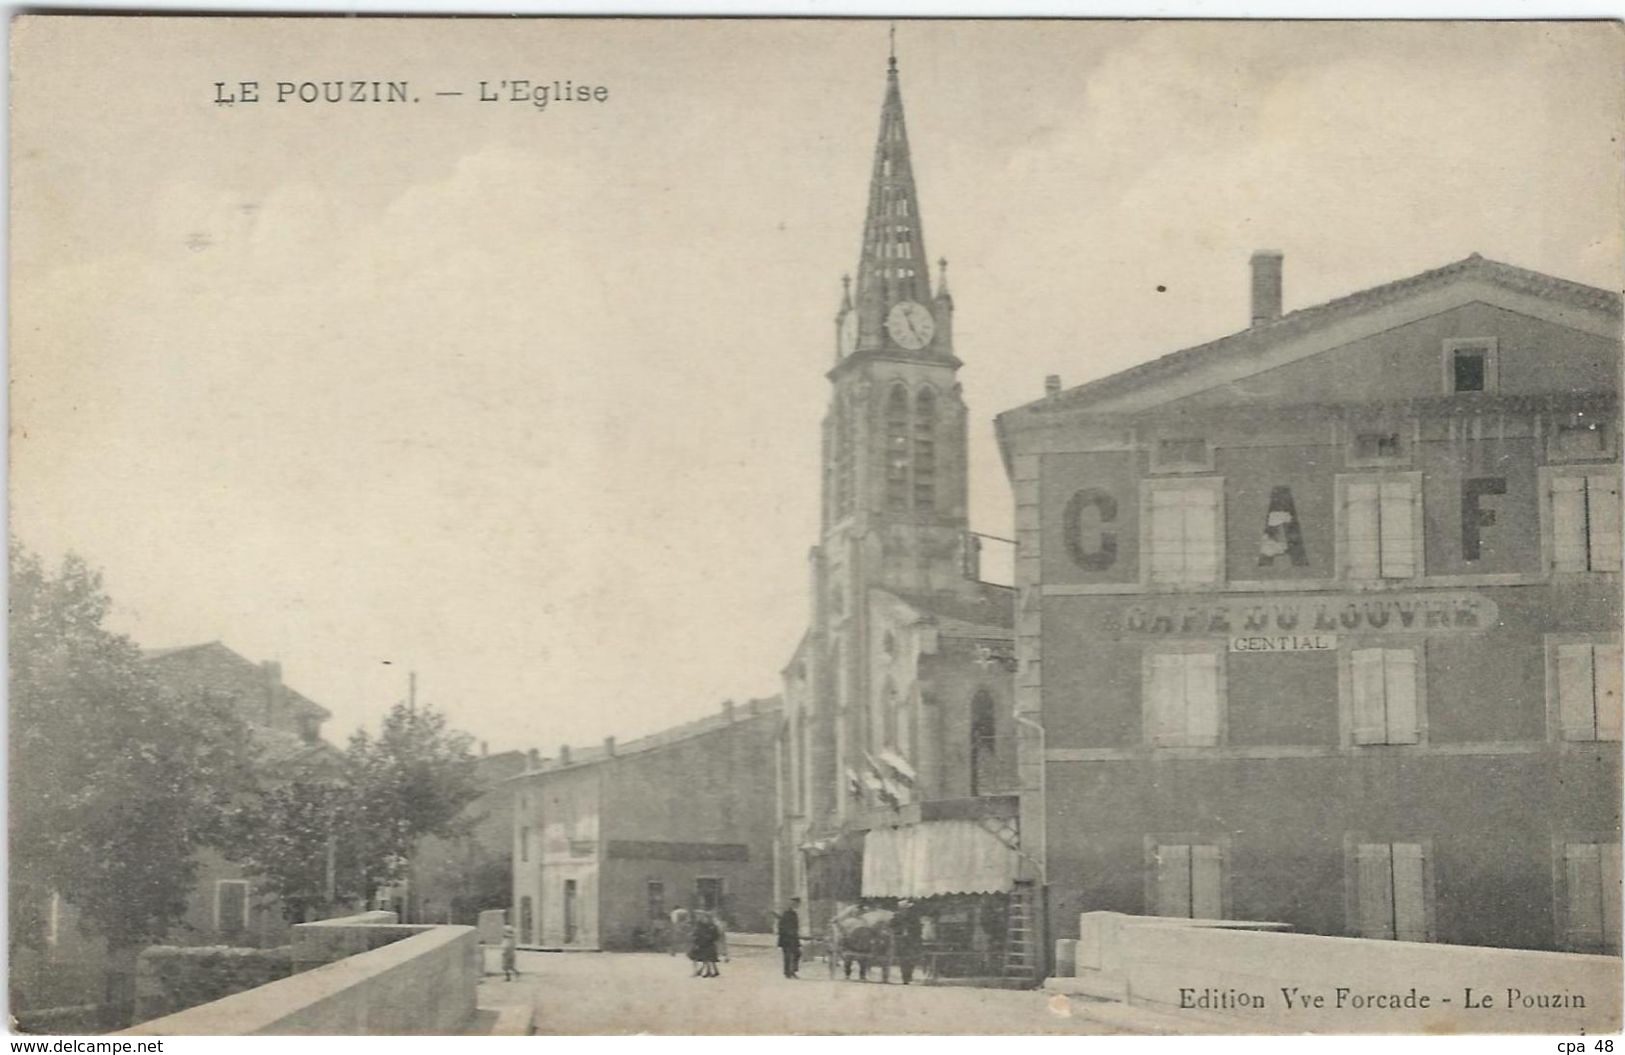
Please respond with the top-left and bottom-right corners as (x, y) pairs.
(1595, 644), (1623, 742)
(1184, 653), (1221, 746)
(1552, 475), (1588, 572)
(1356, 843), (1395, 939)
(1149, 489), (1185, 583)
(1379, 480), (1417, 578)
(1557, 643), (1598, 741)
(1191, 844), (1224, 919)
(1156, 844), (1192, 917)
(1351, 649), (1388, 744)
(1147, 652), (1186, 745)
(1391, 843), (1428, 941)
(1382, 649), (1420, 744)
(1588, 474), (1622, 572)
(1184, 488), (1220, 583)
(1566, 842), (1604, 949)
(1345, 481), (1381, 579)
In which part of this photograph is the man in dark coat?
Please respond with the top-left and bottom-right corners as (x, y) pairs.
(776, 898), (802, 978)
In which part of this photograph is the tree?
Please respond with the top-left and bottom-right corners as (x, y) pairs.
(341, 701), (483, 906)
(229, 780), (354, 924)
(227, 698), (483, 917)
(8, 544), (259, 1018)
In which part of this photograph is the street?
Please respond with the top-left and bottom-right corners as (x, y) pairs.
(476, 945), (1137, 1035)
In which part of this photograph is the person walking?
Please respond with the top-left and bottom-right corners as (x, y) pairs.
(668, 906), (691, 957)
(689, 910), (722, 978)
(500, 923), (519, 982)
(776, 898), (803, 979)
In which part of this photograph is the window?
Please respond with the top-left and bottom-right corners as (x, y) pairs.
(520, 826), (530, 862)
(1548, 471), (1622, 573)
(1143, 480), (1223, 585)
(1339, 474), (1422, 580)
(1353, 842), (1430, 941)
(647, 881), (667, 922)
(970, 688), (996, 797)
(1560, 842), (1622, 953)
(1443, 338), (1497, 394)
(885, 385), (909, 512)
(695, 877), (724, 913)
(215, 879), (250, 933)
(1152, 843), (1223, 919)
(1553, 641), (1623, 742)
(914, 388), (937, 511)
(1143, 649), (1223, 746)
(1150, 437), (1213, 474)
(1348, 647), (1422, 745)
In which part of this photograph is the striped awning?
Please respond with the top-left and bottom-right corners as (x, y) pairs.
(862, 820), (1019, 898)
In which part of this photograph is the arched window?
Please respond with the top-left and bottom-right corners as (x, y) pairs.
(970, 689), (996, 797)
(914, 387), (938, 512)
(885, 385), (910, 512)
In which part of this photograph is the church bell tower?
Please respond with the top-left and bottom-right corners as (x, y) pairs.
(818, 50), (973, 616)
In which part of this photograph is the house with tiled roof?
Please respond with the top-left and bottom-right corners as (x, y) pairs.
(997, 250), (1620, 954)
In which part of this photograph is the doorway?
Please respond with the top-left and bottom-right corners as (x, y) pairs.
(563, 879), (578, 944)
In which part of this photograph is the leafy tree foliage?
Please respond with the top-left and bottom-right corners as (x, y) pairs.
(341, 701), (483, 902)
(227, 700), (483, 916)
(8, 545), (259, 973)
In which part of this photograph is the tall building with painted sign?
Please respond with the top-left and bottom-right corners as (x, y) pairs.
(996, 252), (1621, 953)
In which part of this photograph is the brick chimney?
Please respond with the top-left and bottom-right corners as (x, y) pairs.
(603, 736), (616, 756)
(1044, 374), (1061, 397)
(559, 744), (571, 765)
(526, 748), (540, 770)
(261, 660), (285, 731)
(722, 699), (735, 722)
(1251, 250), (1283, 326)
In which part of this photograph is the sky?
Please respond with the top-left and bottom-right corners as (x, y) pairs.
(10, 18), (1623, 755)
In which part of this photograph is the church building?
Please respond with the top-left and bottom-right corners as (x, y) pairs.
(773, 52), (1038, 982)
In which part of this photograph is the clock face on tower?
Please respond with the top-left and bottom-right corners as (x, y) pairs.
(885, 301), (936, 350)
(838, 310), (859, 357)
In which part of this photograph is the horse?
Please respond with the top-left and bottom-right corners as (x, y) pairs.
(827, 905), (898, 982)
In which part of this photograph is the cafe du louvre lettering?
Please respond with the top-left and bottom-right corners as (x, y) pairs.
(1102, 592), (1500, 639)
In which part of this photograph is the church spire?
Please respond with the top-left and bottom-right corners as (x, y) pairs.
(852, 46), (933, 340)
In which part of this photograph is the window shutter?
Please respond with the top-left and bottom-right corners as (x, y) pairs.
(1391, 843), (1428, 941)
(1382, 649), (1421, 744)
(1147, 652), (1186, 745)
(1604, 844), (1623, 953)
(1184, 653), (1221, 746)
(1552, 476), (1588, 572)
(1345, 481), (1381, 579)
(1588, 474), (1622, 572)
(1184, 488), (1220, 583)
(1356, 843), (1395, 939)
(1566, 842), (1604, 949)
(1149, 490), (1185, 583)
(1191, 844), (1224, 919)
(1351, 649), (1388, 745)
(1379, 480), (1418, 578)
(1557, 643), (1598, 741)
(1156, 844), (1192, 917)
(1596, 645), (1623, 742)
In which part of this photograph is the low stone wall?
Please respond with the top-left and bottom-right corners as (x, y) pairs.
(118, 920), (478, 1035)
(1052, 912), (1622, 1034)
(134, 945), (293, 1022)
